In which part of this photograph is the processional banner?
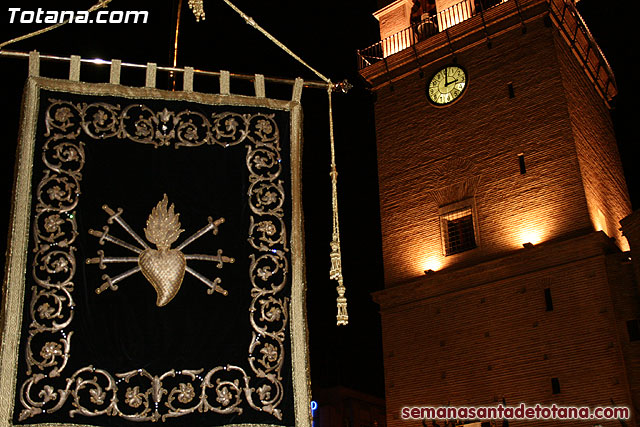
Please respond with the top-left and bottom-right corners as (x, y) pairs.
(0, 74), (310, 427)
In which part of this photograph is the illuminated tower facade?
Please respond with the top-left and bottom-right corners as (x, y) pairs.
(358, 0), (640, 425)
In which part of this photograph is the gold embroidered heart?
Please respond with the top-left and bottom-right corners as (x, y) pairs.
(139, 249), (186, 306)
(88, 194), (233, 304)
(139, 194), (186, 306)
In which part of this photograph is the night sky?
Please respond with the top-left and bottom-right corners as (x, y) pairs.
(0, 0), (637, 403)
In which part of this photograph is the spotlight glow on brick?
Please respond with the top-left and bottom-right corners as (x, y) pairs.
(422, 257), (443, 273)
(521, 230), (542, 246)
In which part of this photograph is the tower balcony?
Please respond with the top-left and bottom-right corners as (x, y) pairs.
(357, 0), (617, 105)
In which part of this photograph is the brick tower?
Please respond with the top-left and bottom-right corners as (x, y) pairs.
(358, 0), (640, 425)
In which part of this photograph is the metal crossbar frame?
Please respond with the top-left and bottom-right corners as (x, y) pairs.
(0, 49), (333, 90)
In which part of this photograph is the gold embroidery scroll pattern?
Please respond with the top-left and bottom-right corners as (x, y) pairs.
(20, 100), (83, 420)
(246, 112), (288, 420)
(19, 99), (289, 422)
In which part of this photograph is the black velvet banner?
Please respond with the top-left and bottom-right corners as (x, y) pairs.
(0, 78), (308, 427)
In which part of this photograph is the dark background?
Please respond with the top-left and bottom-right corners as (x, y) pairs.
(0, 0), (637, 406)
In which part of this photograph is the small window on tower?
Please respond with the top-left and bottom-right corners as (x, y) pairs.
(440, 204), (478, 256)
(518, 153), (526, 174)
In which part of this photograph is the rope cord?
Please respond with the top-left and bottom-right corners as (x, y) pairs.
(0, 1), (112, 50)
(220, 0), (330, 84)
(327, 86), (348, 326)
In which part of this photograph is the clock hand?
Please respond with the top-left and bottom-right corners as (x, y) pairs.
(446, 79), (458, 86)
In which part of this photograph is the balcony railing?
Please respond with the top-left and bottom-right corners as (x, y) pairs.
(357, 0), (505, 70)
(547, 0), (617, 101)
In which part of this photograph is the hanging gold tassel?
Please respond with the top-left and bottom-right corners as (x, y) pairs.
(328, 84), (348, 326)
(188, 0), (206, 21)
(330, 208), (348, 325)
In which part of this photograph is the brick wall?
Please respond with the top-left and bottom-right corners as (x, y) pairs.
(374, 17), (595, 285)
(375, 234), (636, 426)
(605, 252), (640, 417)
(555, 34), (632, 250)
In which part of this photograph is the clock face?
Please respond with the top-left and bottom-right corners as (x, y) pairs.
(427, 65), (468, 106)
